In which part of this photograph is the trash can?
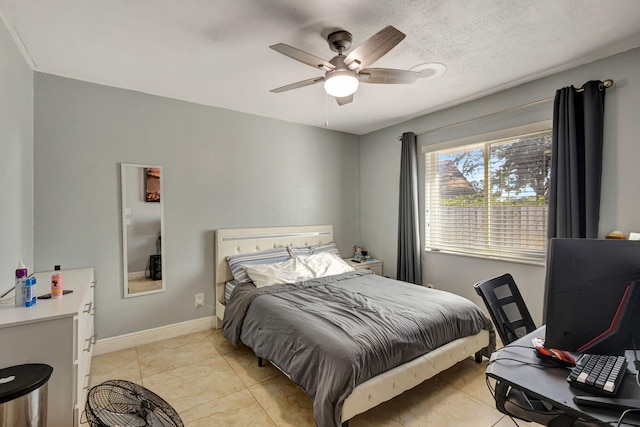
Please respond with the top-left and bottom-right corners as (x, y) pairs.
(0, 364), (53, 427)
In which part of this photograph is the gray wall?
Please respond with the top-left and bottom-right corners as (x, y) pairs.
(33, 74), (360, 338)
(360, 48), (640, 325)
(0, 18), (33, 295)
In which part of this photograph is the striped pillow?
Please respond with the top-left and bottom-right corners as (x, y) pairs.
(309, 242), (341, 256)
(288, 242), (341, 258)
(226, 247), (290, 283)
(287, 246), (311, 258)
(224, 280), (240, 304)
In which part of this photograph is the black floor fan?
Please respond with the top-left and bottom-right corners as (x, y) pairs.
(85, 380), (183, 427)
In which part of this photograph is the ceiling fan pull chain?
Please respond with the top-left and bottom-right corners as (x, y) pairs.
(325, 92), (329, 128)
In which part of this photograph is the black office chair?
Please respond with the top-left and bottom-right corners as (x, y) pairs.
(474, 273), (536, 346)
(474, 274), (560, 424)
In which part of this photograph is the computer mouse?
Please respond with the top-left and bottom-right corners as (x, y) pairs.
(535, 346), (576, 367)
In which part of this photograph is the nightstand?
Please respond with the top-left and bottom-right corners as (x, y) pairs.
(345, 258), (383, 275)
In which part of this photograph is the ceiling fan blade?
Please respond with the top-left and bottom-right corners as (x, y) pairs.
(359, 68), (420, 84)
(335, 94), (354, 106)
(270, 43), (335, 71)
(344, 26), (406, 71)
(270, 76), (325, 93)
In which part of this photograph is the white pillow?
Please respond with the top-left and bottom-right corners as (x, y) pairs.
(300, 252), (355, 278)
(242, 257), (314, 288)
(226, 247), (290, 283)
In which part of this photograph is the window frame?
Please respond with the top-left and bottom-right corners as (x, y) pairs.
(421, 120), (552, 265)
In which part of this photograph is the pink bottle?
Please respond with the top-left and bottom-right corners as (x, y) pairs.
(51, 265), (63, 298)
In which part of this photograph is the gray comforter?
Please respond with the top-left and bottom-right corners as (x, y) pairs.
(223, 270), (495, 427)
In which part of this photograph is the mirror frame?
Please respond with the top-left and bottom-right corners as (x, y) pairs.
(121, 163), (166, 298)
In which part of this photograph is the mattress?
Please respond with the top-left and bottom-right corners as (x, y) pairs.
(223, 270), (495, 427)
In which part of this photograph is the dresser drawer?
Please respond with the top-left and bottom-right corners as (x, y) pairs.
(75, 323), (93, 412)
(75, 281), (95, 363)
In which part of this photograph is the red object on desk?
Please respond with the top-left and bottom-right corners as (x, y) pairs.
(535, 346), (576, 367)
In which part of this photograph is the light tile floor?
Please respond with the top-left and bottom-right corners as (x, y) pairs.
(127, 277), (163, 293)
(90, 329), (540, 426)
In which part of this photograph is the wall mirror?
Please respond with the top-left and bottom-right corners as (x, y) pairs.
(121, 163), (166, 297)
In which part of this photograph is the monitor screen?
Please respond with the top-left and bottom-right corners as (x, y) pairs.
(544, 238), (640, 355)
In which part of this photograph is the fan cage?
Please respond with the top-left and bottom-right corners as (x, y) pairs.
(85, 379), (183, 427)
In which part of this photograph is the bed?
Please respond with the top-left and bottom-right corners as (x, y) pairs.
(215, 225), (494, 427)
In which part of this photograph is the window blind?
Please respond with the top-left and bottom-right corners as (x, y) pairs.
(424, 129), (552, 264)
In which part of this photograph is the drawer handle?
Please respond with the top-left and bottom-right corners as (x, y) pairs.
(83, 374), (91, 391)
(83, 301), (93, 314)
(83, 335), (97, 353)
(91, 280), (96, 288)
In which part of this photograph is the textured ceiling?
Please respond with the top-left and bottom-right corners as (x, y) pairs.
(2, 0), (640, 135)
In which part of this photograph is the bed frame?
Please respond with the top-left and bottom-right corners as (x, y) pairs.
(215, 225), (490, 425)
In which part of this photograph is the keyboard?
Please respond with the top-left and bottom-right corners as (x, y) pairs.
(567, 354), (628, 396)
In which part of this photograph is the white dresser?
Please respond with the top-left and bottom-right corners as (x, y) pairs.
(0, 268), (95, 427)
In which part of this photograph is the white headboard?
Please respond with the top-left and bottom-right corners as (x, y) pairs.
(214, 225), (334, 323)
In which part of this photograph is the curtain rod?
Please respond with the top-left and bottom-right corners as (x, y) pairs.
(398, 79), (614, 141)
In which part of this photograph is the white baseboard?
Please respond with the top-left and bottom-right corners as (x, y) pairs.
(93, 316), (217, 356)
(127, 270), (146, 280)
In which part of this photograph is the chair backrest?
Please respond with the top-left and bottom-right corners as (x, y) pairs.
(474, 273), (536, 345)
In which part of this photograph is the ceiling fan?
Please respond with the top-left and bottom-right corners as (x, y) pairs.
(269, 26), (423, 106)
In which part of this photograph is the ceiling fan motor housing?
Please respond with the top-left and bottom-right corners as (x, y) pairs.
(327, 31), (352, 53)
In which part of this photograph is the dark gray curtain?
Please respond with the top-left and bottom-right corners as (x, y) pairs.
(548, 81), (606, 239)
(397, 132), (422, 284)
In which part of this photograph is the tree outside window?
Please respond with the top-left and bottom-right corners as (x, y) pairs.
(425, 129), (552, 263)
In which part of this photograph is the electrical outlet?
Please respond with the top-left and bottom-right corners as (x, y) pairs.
(195, 293), (205, 307)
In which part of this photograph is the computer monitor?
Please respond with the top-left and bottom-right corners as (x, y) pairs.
(543, 238), (640, 355)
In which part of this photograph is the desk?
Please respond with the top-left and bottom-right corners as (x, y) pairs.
(486, 326), (640, 426)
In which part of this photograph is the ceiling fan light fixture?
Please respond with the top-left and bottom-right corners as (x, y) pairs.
(324, 71), (359, 97)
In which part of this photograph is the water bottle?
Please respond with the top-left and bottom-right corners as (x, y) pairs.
(25, 277), (37, 307)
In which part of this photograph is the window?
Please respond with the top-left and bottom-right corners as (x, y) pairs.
(424, 122), (552, 264)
